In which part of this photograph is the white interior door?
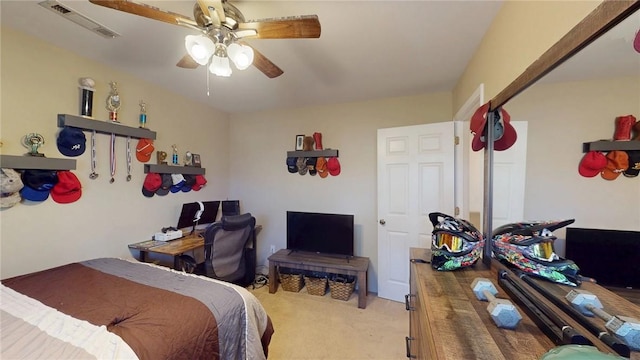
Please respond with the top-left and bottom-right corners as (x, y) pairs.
(377, 122), (455, 302)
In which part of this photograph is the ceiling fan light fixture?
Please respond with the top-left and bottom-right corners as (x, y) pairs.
(228, 43), (254, 70)
(185, 34), (214, 65)
(209, 54), (232, 77)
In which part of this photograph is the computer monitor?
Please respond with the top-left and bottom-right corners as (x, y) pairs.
(176, 201), (220, 233)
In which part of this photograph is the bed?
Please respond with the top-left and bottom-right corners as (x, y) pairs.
(1, 258), (274, 360)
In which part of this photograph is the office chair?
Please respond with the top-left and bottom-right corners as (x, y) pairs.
(181, 213), (256, 287)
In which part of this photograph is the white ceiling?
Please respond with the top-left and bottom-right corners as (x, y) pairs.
(2, 1), (638, 114)
(1, 0), (504, 113)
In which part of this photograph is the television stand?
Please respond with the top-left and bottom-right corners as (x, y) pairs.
(268, 249), (369, 309)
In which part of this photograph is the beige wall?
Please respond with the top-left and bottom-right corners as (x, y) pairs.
(454, 0), (600, 109)
(1, 28), (230, 278)
(228, 94), (453, 291)
(510, 76), (640, 233)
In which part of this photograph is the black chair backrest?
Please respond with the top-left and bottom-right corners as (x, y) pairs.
(221, 200), (240, 218)
(203, 213), (255, 284)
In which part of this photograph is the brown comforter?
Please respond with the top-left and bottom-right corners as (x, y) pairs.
(2, 258), (273, 360)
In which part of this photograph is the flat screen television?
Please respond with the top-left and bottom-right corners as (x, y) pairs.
(286, 211), (354, 256)
(565, 227), (640, 289)
(177, 201), (220, 232)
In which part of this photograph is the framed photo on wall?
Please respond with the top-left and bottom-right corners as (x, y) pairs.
(295, 135), (305, 150)
(192, 154), (201, 167)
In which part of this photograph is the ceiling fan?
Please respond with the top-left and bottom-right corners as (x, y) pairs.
(88, 0), (321, 78)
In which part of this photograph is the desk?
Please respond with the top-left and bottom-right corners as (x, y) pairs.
(128, 234), (204, 269)
(268, 249), (370, 309)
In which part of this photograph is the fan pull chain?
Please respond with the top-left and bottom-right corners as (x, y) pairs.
(206, 65), (211, 96)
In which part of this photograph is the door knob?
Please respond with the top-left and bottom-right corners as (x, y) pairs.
(379, 219), (386, 225)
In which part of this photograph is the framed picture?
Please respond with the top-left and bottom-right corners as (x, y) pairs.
(192, 153), (201, 167)
(295, 135), (305, 150)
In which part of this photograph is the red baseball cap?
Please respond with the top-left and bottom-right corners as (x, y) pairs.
(136, 138), (154, 163)
(327, 157), (341, 176)
(142, 172), (162, 197)
(471, 102), (517, 151)
(192, 175), (207, 191)
(578, 151), (607, 178)
(51, 171), (82, 204)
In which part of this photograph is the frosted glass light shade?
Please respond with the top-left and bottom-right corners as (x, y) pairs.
(227, 43), (254, 70)
(185, 35), (214, 65)
(209, 55), (232, 77)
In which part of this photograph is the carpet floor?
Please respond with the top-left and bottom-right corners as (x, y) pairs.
(249, 283), (408, 360)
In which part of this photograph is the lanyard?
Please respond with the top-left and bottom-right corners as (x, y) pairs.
(89, 130), (98, 179)
(126, 136), (132, 181)
(109, 133), (116, 183)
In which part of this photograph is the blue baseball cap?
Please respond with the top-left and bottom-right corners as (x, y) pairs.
(170, 174), (185, 193)
(20, 170), (58, 202)
(57, 127), (86, 157)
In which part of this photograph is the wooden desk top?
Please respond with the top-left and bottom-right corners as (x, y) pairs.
(410, 248), (640, 359)
(129, 234), (204, 256)
(268, 249), (369, 271)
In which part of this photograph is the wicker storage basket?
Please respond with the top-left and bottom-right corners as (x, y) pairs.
(279, 272), (304, 292)
(329, 275), (356, 301)
(304, 276), (327, 296)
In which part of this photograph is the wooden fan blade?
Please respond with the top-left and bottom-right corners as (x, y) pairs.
(197, 0), (226, 24)
(89, 0), (198, 28)
(176, 54), (200, 69)
(237, 15), (321, 39)
(239, 41), (283, 78)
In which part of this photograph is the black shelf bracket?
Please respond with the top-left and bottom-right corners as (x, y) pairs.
(286, 149), (339, 158)
(582, 140), (640, 153)
(0, 154), (76, 170)
(144, 164), (206, 175)
(58, 114), (157, 140)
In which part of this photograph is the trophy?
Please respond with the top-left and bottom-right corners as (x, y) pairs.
(172, 144), (179, 165)
(22, 133), (45, 157)
(139, 100), (147, 128)
(184, 151), (193, 166)
(106, 81), (121, 122)
(157, 151), (168, 165)
(79, 77), (95, 117)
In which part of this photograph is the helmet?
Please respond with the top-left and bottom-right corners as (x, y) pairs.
(429, 212), (484, 271)
(492, 219), (581, 286)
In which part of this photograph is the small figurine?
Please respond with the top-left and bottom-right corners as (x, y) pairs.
(172, 144), (179, 165)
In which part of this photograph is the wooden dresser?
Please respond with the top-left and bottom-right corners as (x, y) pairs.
(407, 248), (640, 359)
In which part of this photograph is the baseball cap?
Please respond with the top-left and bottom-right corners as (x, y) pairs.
(316, 157), (328, 178)
(136, 138), (155, 163)
(1, 192), (21, 209)
(20, 169), (59, 202)
(286, 157), (297, 173)
(192, 175), (207, 191)
(155, 174), (173, 196)
(1, 168), (24, 195)
(51, 171), (82, 204)
(471, 103), (516, 152)
(142, 172), (162, 197)
(171, 173), (186, 193)
(57, 127), (86, 157)
(601, 151), (629, 181)
(181, 174), (196, 192)
(327, 157), (341, 176)
(635, 28), (640, 53)
(297, 157), (308, 175)
(306, 157), (317, 176)
(578, 151), (607, 178)
(623, 150), (640, 178)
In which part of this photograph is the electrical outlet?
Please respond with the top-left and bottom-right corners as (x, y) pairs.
(270, 245), (276, 254)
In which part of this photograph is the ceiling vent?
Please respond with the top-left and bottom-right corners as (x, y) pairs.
(38, 0), (120, 39)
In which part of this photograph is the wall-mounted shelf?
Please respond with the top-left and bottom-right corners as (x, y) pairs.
(286, 149), (339, 158)
(58, 114), (157, 140)
(582, 140), (640, 153)
(0, 155), (76, 170)
(144, 164), (206, 175)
